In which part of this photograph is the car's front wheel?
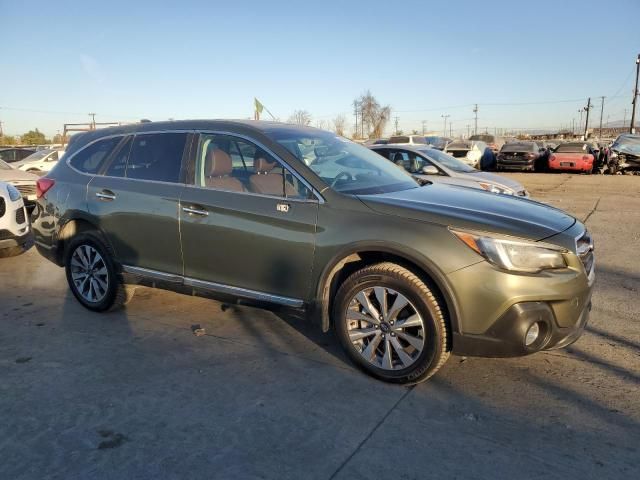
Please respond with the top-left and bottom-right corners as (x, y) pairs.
(333, 262), (450, 384)
(64, 232), (127, 312)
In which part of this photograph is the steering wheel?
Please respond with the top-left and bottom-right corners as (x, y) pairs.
(330, 171), (353, 188)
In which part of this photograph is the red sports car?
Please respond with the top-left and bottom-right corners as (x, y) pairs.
(548, 142), (596, 173)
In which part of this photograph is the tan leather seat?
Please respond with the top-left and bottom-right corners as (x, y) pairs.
(249, 156), (298, 196)
(204, 149), (245, 192)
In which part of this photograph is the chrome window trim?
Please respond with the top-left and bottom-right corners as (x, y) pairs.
(181, 183), (319, 204)
(195, 130), (325, 204)
(121, 264), (303, 307)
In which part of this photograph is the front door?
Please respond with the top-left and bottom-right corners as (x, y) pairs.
(87, 132), (189, 275)
(179, 133), (318, 303)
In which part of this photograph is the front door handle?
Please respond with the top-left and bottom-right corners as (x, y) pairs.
(96, 190), (116, 201)
(182, 206), (209, 217)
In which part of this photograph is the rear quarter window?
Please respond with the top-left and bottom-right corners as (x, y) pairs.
(69, 137), (123, 174)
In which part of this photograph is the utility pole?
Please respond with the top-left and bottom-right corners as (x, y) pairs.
(441, 114), (450, 137)
(0, 120), (3, 137)
(571, 118), (575, 134)
(598, 96), (605, 138)
(473, 104), (478, 135)
(421, 120), (427, 135)
(353, 101), (359, 139)
(578, 108), (583, 135)
(466, 124), (470, 138)
(394, 116), (399, 135)
(630, 53), (640, 134)
(623, 109), (627, 129)
(88, 113), (96, 130)
(449, 123), (453, 137)
(583, 97), (592, 140)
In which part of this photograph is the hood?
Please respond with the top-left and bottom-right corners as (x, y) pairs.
(358, 184), (575, 241)
(0, 168), (39, 182)
(465, 171), (525, 192)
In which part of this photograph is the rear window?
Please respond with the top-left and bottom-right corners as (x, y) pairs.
(69, 137), (122, 174)
(555, 143), (588, 153)
(470, 134), (494, 143)
(126, 133), (187, 183)
(447, 142), (470, 150)
(501, 143), (535, 153)
(411, 136), (427, 144)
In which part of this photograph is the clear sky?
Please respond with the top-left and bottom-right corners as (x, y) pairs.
(1, 0), (639, 137)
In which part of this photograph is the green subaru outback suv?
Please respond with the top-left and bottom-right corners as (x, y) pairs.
(31, 120), (594, 384)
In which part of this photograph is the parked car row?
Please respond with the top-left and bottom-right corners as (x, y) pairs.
(24, 120), (594, 385)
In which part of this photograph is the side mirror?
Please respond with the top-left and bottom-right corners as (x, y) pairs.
(421, 165), (439, 175)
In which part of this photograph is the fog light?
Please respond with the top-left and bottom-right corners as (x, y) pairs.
(525, 323), (540, 346)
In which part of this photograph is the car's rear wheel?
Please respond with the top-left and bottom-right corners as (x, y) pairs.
(64, 232), (126, 312)
(333, 262), (450, 384)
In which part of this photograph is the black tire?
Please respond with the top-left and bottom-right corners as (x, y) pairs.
(333, 262), (450, 384)
(64, 232), (127, 312)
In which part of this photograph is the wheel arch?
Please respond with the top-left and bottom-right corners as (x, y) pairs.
(315, 243), (461, 341)
(55, 211), (112, 266)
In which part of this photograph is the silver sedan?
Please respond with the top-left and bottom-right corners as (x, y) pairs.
(369, 144), (528, 197)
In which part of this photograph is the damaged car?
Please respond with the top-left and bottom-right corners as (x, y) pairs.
(607, 134), (640, 174)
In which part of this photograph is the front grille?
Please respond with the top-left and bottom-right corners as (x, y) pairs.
(15, 207), (26, 225)
(449, 150), (469, 158)
(576, 230), (594, 275)
(0, 198), (5, 218)
(15, 184), (36, 197)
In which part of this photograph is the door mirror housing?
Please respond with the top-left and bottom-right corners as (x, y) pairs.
(421, 165), (439, 175)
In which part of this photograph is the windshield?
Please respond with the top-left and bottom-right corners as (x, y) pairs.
(0, 159), (12, 170)
(418, 148), (476, 173)
(425, 136), (447, 149)
(267, 129), (419, 195)
(23, 150), (52, 161)
(612, 135), (640, 155)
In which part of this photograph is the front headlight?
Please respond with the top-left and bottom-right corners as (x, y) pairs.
(479, 182), (514, 195)
(451, 229), (567, 273)
(7, 184), (22, 202)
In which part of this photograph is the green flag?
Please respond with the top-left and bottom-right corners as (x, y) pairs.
(254, 98), (264, 115)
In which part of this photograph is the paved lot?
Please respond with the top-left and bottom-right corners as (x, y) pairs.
(1, 173), (639, 479)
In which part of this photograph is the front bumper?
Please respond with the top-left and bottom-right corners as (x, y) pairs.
(452, 299), (591, 357)
(447, 254), (594, 357)
(497, 159), (534, 171)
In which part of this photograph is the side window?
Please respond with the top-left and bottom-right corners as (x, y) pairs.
(126, 133), (187, 183)
(389, 150), (410, 170)
(104, 136), (132, 177)
(195, 134), (312, 199)
(48, 151), (59, 162)
(409, 153), (428, 172)
(69, 137), (122, 174)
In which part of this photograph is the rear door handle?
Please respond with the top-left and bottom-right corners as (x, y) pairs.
(182, 206), (209, 217)
(96, 190), (116, 201)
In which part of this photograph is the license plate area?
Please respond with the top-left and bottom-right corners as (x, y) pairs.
(560, 162), (575, 167)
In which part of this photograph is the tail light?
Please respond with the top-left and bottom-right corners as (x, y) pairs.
(582, 155), (592, 162)
(550, 155), (556, 162)
(36, 178), (55, 199)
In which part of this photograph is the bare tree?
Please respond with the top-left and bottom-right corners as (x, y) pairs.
(315, 119), (327, 130)
(355, 91), (391, 139)
(332, 115), (347, 136)
(288, 110), (312, 126)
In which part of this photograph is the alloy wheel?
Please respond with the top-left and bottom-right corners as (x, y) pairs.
(70, 245), (109, 303)
(346, 286), (425, 370)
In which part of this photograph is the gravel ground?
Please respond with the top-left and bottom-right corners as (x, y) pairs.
(0, 173), (638, 479)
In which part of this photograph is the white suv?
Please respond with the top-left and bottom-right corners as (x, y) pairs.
(0, 181), (33, 257)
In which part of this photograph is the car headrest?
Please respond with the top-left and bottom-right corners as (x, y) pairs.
(206, 149), (232, 177)
(254, 156), (276, 173)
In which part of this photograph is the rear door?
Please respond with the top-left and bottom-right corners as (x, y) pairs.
(179, 132), (318, 303)
(87, 132), (190, 275)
